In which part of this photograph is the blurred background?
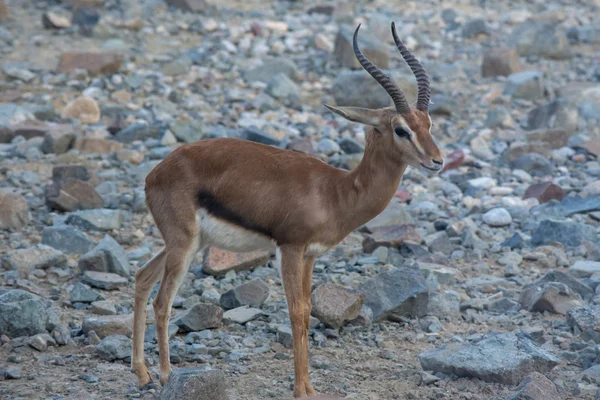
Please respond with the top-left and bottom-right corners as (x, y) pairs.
(0, 0), (600, 399)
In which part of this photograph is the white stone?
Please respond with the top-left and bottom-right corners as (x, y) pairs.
(569, 261), (600, 278)
(482, 208), (512, 227)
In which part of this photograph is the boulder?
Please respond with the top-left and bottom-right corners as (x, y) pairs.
(311, 283), (364, 329)
(0, 290), (48, 337)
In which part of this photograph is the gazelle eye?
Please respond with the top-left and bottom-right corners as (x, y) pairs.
(394, 127), (411, 139)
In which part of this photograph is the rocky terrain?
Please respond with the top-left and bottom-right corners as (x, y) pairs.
(1, 0), (600, 399)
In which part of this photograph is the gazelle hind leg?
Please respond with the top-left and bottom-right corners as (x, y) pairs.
(302, 255), (317, 396)
(132, 248), (166, 388)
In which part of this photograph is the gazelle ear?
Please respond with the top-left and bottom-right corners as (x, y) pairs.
(324, 104), (383, 127)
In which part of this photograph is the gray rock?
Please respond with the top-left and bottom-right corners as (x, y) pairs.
(531, 220), (597, 248)
(486, 298), (521, 314)
(359, 266), (429, 321)
(239, 127), (281, 146)
(535, 270), (594, 301)
(503, 71), (545, 100)
(482, 208), (512, 227)
(45, 178), (104, 212)
(338, 137), (364, 154)
(160, 369), (227, 400)
(569, 261), (600, 278)
(42, 225), (94, 254)
(70, 282), (104, 303)
(243, 58), (298, 83)
(115, 123), (160, 143)
(2, 244), (67, 271)
(266, 73), (300, 100)
(29, 333), (54, 351)
(461, 18), (490, 38)
(363, 198), (415, 232)
(334, 24), (388, 69)
(332, 70), (417, 109)
(51, 325), (72, 346)
(91, 300), (117, 315)
(317, 138), (341, 155)
(481, 48), (522, 78)
(277, 325), (293, 348)
(0, 190), (30, 230)
(78, 235), (130, 277)
(95, 334), (132, 361)
(507, 372), (561, 400)
(174, 303), (223, 332)
(509, 21), (571, 59)
(567, 306), (600, 343)
(418, 331), (560, 384)
(219, 279), (269, 310)
(82, 314), (133, 339)
(347, 304), (374, 326)
(520, 282), (584, 315)
(82, 271), (128, 290)
(66, 209), (124, 231)
(223, 306), (262, 324)
(311, 283), (364, 329)
(41, 127), (76, 154)
(486, 107), (515, 129)
(427, 290), (461, 318)
(0, 290), (48, 337)
(509, 153), (553, 177)
(52, 165), (90, 185)
(527, 99), (578, 135)
(171, 120), (204, 143)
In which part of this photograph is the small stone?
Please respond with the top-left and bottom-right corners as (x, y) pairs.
(116, 149), (144, 165)
(520, 282), (584, 315)
(277, 325), (293, 348)
(427, 290), (461, 318)
(164, 0), (207, 12)
(523, 182), (565, 204)
(42, 225), (94, 254)
(316, 138), (340, 155)
(52, 164), (90, 185)
(159, 369), (227, 400)
(311, 283), (364, 329)
(78, 235), (130, 277)
(531, 220), (597, 248)
(61, 96), (101, 124)
(507, 372), (561, 400)
(504, 71), (545, 101)
(41, 125), (76, 154)
(202, 247), (271, 276)
(70, 282), (103, 303)
(91, 300), (117, 315)
(243, 57), (298, 83)
(566, 306), (600, 343)
(5, 367), (21, 379)
(527, 99), (578, 136)
(482, 208), (512, 227)
(481, 48), (521, 77)
(82, 314), (133, 339)
(486, 107), (515, 129)
(509, 153), (553, 177)
(219, 279), (269, 310)
(334, 25), (388, 69)
(82, 271), (128, 290)
(2, 244), (67, 271)
(115, 122), (161, 144)
(45, 179), (104, 212)
(0, 190), (30, 230)
(267, 73), (300, 100)
(0, 290), (48, 338)
(29, 333), (52, 352)
(223, 306), (262, 325)
(462, 18), (490, 38)
(174, 303), (223, 332)
(66, 209), (124, 231)
(569, 261), (600, 278)
(95, 335), (132, 361)
(57, 52), (123, 75)
(42, 12), (71, 29)
(363, 224), (420, 253)
(440, 149), (465, 172)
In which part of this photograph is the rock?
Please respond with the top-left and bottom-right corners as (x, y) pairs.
(560, 195), (600, 216)
(462, 18), (490, 38)
(82, 271), (128, 290)
(418, 331), (560, 385)
(523, 182), (565, 204)
(39, 124), (76, 155)
(486, 107), (515, 129)
(3, 65), (36, 82)
(29, 333), (54, 351)
(334, 25), (388, 69)
(202, 247), (271, 276)
(569, 25), (600, 44)
(310, 283), (364, 329)
(566, 306), (600, 343)
(52, 164), (90, 185)
(164, 0), (207, 12)
(363, 198), (415, 232)
(486, 298), (521, 314)
(520, 282), (584, 315)
(75, 137), (123, 154)
(82, 314), (133, 339)
(61, 96), (100, 124)
(507, 372), (561, 400)
(66, 209), (124, 231)
(0, 290), (48, 337)
(362, 224), (420, 253)
(526, 128), (571, 150)
(57, 52), (123, 75)
(531, 220), (597, 248)
(0, 190), (30, 230)
(70, 282), (103, 303)
(174, 303), (223, 332)
(429, 95), (457, 116)
(267, 73), (300, 100)
(95, 335), (132, 361)
(2, 244), (67, 271)
(503, 71), (545, 100)
(527, 99), (578, 135)
(569, 261), (600, 278)
(115, 122), (161, 143)
(160, 369), (227, 400)
(482, 208), (512, 227)
(332, 70), (417, 109)
(0, 0), (7, 20)
(240, 127), (281, 146)
(359, 266), (429, 321)
(509, 21), (571, 59)
(481, 48), (521, 77)
(71, 6), (100, 35)
(42, 225), (94, 254)
(42, 11), (72, 29)
(223, 306), (263, 325)
(535, 270), (594, 301)
(243, 58), (298, 83)
(419, 263), (463, 285)
(219, 279), (269, 310)
(509, 153), (553, 177)
(45, 179), (104, 212)
(427, 290), (461, 318)
(78, 235), (130, 277)
(440, 149), (465, 172)
(316, 138), (340, 155)
(277, 325), (293, 348)
(91, 300), (117, 315)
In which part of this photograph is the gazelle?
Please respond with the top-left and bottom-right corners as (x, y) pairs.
(131, 22), (444, 398)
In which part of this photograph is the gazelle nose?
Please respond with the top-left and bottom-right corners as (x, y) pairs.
(432, 159), (444, 165)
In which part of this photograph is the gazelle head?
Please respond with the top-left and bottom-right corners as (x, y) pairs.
(325, 23), (444, 172)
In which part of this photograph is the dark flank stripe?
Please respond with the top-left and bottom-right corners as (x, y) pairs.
(196, 190), (273, 238)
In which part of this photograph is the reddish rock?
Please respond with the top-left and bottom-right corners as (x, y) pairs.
(311, 283), (364, 329)
(394, 189), (412, 203)
(523, 182), (566, 204)
(0, 0), (8, 20)
(203, 247), (271, 276)
(440, 149), (465, 172)
(572, 154), (586, 163)
(584, 139), (600, 157)
(57, 52), (123, 75)
(165, 0), (206, 12)
(481, 48), (522, 77)
(0, 190), (30, 230)
(363, 224), (420, 253)
(74, 138), (123, 154)
(45, 179), (103, 212)
(10, 122), (51, 139)
(52, 165), (91, 185)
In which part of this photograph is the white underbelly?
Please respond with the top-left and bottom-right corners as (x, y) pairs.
(196, 209), (276, 253)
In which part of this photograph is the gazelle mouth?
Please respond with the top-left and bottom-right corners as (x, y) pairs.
(420, 163), (442, 172)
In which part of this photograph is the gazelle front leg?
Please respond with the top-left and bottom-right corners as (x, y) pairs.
(302, 255), (317, 396)
(281, 245), (314, 398)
